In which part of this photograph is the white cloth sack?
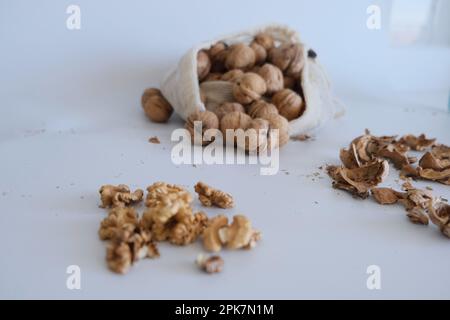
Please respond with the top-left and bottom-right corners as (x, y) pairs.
(161, 24), (343, 136)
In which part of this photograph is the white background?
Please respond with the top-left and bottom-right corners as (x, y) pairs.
(0, 0), (449, 299)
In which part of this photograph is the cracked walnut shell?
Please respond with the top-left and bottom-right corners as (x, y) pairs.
(141, 88), (173, 123)
(232, 73), (267, 105)
(99, 184), (144, 208)
(194, 182), (234, 209)
(272, 89), (304, 121)
(327, 160), (389, 198)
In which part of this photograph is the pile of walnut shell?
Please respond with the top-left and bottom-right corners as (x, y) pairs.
(97, 182), (260, 274)
(141, 32), (310, 152)
(327, 131), (450, 239)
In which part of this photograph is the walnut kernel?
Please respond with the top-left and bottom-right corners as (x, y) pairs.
(194, 182), (234, 209)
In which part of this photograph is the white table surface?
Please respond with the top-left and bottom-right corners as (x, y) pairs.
(1, 0), (449, 299)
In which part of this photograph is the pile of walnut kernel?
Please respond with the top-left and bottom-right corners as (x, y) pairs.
(97, 182), (260, 274)
(141, 32), (311, 152)
(327, 131), (450, 238)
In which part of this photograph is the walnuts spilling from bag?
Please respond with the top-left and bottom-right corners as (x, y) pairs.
(139, 32), (310, 151)
(97, 182), (261, 274)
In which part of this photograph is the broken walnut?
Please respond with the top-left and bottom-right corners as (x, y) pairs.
(99, 184), (144, 208)
(196, 254), (224, 274)
(194, 182), (234, 209)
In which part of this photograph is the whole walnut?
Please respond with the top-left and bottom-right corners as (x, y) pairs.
(185, 110), (219, 146)
(266, 113), (290, 148)
(225, 44), (256, 70)
(215, 102), (245, 120)
(247, 100), (279, 120)
(141, 88), (173, 123)
(269, 43), (305, 77)
(232, 73), (267, 105)
(250, 41), (267, 65)
(283, 76), (297, 90)
(197, 50), (211, 81)
(220, 111), (252, 143)
(209, 42), (228, 73)
(257, 64), (284, 95)
(272, 89), (304, 121)
(221, 69), (244, 83)
(237, 118), (270, 153)
(254, 33), (275, 51)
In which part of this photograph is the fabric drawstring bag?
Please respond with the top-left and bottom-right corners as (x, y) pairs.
(161, 24), (344, 136)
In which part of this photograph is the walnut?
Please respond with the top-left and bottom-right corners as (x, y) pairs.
(272, 89), (304, 121)
(428, 201), (450, 238)
(196, 254), (224, 274)
(265, 113), (290, 148)
(194, 182), (234, 209)
(225, 43), (256, 70)
(141, 88), (173, 123)
(327, 160), (389, 198)
(218, 215), (261, 250)
(232, 73), (267, 105)
(202, 215), (229, 252)
(166, 210), (208, 246)
(124, 229), (160, 261)
(141, 182), (207, 246)
(99, 207), (139, 240)
(399, 134), (436, 151)
(250, 41), (267, 65)
(197, 50), (211, 81)
(247, 100), (279, 120)
(283, 76), (297, 90)
(143, 182), (192, 223)
(238, 118), (270, 153)
(254, 33), (275, 51)
(257, 64), (284, 95)
(221, 69), (244, 83)
(185, 110), (219, 146)
(269, 43), (305, 77)
(220, 111), (252, 133)
(214, 102), (245, 120)
(203, 73), (222, 82)
(106, 242), (132, 274)
(106, 228), (160, 274)
(209, 42), (228, 73)
(99, 184), (144, 208)
(145, 182), (192, 208)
